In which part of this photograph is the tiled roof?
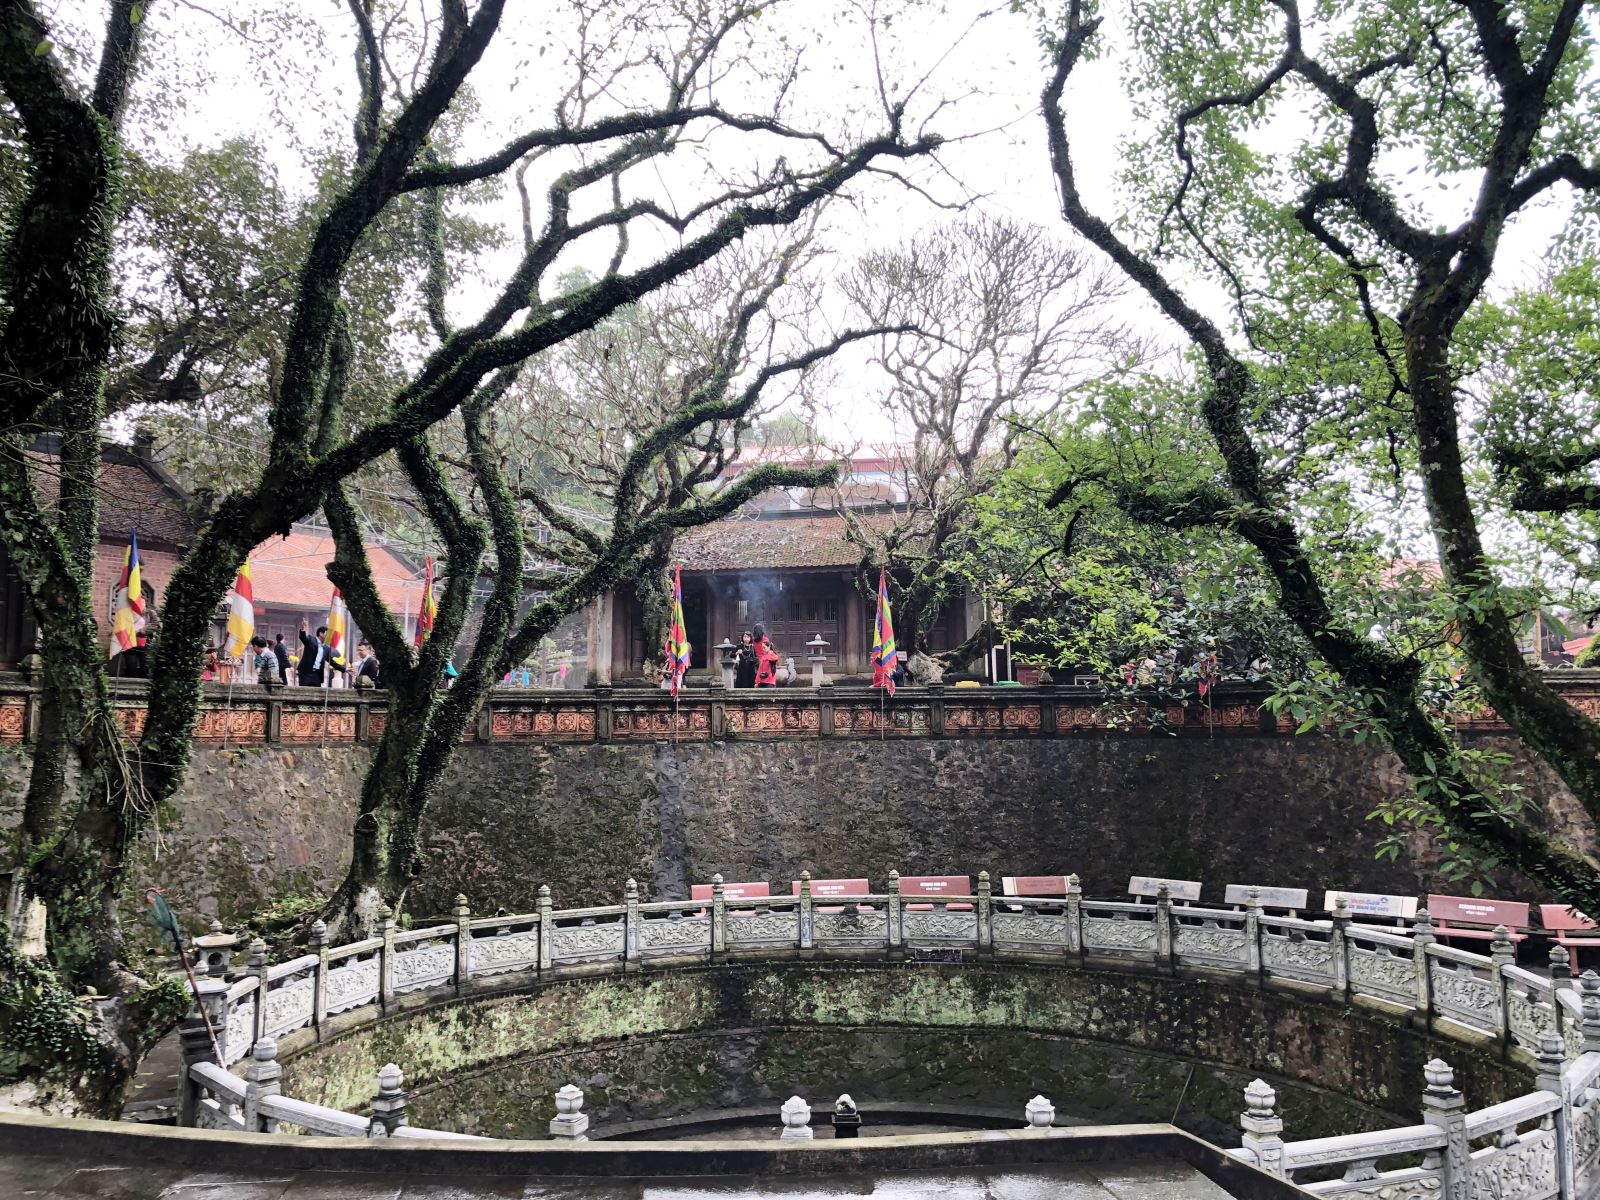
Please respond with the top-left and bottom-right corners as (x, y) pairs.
(249, 528), (423, 613)
(30, 447), (198, 548)
(675, 511), (897, 571)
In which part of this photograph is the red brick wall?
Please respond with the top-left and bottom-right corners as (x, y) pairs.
(92, 540), (183, 642)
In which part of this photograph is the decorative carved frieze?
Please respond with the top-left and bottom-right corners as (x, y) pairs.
(833, 705), (930, 736)
(991, 912), (1068, 948)
(262, 975), (315, 1039)
(279, 710), (357, 743)
(551, 923), (625, 962)
(0, 701), (25, 742)
(726, 912), (800, 946)
(1083, 916), (1156, 952)
(902, 912), (979, 943)
(491, 708), (597, 741)
(813, 911), (888, 944)
(324, 957), (380, 1016)
(393, 941), (455, 994)
(724, 706), (821, 735)
(468, 930), (541, 976)
(638, 917), (711, 952)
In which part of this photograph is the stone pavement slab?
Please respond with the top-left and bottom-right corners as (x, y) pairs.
(0, 1153), (1255, 1198)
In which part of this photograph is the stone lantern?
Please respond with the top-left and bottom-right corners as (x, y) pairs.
(191, 919), (238, 979)
(806, 634), (829, 688)
(716, 638), (737, 689)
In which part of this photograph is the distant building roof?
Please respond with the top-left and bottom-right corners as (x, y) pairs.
(676, 510), (897, 571)
(1566, 635), (1593, 658)
(249, 527), (423, 614)
(29, 441), (199, 549)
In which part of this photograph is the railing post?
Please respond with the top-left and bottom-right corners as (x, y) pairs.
(1580, 970), (1600, 1053)
(977, 870), (992, 957)
(378, 906), (396, 1013)
(624, 878), (641, 968)
(1330, 896), (1350, 997)
(1419, 1059), (1468, 1194)
(1065, 873), (1082, 961)
(798, 871), (814, 951)
(1244, 887), (1263, 979)
(309, 919), (329, 1032)
(1239, 1079), (1286, 1178)
(247, 937), (269, 1044)
(1536, 1031), (1577, 1200)
(550, 1083), (589, 1140)
(779, 1095), (813, 1140)
(1412, 908), (1435, 1021)
(242, 1036), (281, 1133)
(178, 979), (228, 1125)
(887, 869), (903, 955)
(1490, 925), (1515, 1047)
(367, 1062), (408, 1138)
(537, 885), (554, 971)
(1155, 884), (1174, 971)
(1552, 944), (1574, 1040)
(1024, 1094), (1055, 1129)
(712, 874), (727, 956)
(453, 894), (471, 994)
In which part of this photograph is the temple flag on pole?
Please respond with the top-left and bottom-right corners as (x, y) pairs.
(665, 563), (691, 699)
(222, 561), (254, 659)
(108, 531), (145, 658)
(872, 566), (897, 697)
(414, 557), (437, 649)
(327, 588), (348, 656)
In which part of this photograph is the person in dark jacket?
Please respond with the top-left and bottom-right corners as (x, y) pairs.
(273, 634), (292, 685)
(297, 619), (330, 687)
(353, 641), (381, 687)
(733, 631), (757, 688)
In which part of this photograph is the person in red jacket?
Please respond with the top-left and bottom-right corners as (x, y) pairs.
(752, 623), (780, 687)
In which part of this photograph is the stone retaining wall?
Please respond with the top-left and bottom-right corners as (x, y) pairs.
(276, 961), (1531, 1145)
(1, 674), (1594, 928)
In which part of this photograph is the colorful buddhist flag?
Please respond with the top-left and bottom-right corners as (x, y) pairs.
(414, 557), (437, 649)
(871, 566), (897, 697)
(327, 587), (348, 657)
(108, 531), (145, 658)
(664, 563), (690, 699)
(222, 561), (254, 659)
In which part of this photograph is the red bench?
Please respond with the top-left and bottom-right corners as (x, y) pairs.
(898, 874), (973, 912)
(792, 877), (872, 914)
(1541, 904), (1600, 968)
(1426, 894), (1529, 945)
(691, 881), (769, 916)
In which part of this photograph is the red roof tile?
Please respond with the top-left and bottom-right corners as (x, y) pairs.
(30, 448), (198, 548)
(675, 511), (897, 571)
(249, 529), (424, 613)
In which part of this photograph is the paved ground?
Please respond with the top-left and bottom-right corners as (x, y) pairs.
(0, 1155), (1240, 1198)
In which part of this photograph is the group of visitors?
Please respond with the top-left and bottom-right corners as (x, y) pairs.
(196, 619), (383, 689)
(732, 624), (781, 688)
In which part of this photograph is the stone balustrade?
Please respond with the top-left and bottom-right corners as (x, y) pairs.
(5, 671), (1598, 746)
(178, 874), (1600, 1197)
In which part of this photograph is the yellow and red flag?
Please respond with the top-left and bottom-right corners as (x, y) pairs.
(326, 587), (348, 657)
(871, 567), (897, 697)
(222, 561), (254, 659)
(108, 531), (145, 657)
(414, 557), (437, 649)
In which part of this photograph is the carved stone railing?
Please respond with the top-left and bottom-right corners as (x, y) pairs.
(179, 872), (1600, 1197)
(188, 878), (1583, 1069)
(5, 670), (1598, 747)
